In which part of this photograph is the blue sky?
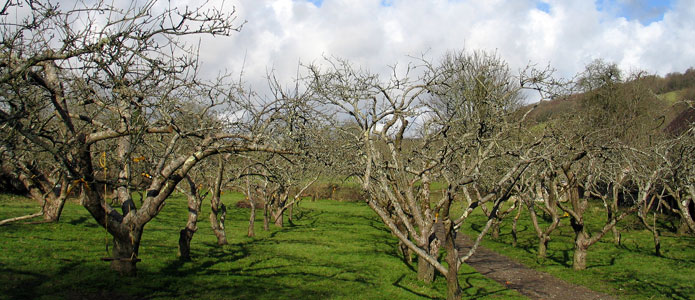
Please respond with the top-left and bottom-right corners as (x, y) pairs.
(595, 0), (675, 24)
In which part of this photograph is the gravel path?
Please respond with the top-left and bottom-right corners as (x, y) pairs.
(455, 235), (616, 300)
(434, 222), (616, 300)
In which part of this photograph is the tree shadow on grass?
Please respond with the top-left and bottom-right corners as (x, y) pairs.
(609, 272), (694, 300)
(0, 261), (141, 300)
(67, 216), (92, 226)
(461, 273), (518, 299)
(153, 228), (390, 299)
(392, 274), (441, 299)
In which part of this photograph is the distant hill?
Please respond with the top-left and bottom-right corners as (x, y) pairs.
(522, 68), (695, 134)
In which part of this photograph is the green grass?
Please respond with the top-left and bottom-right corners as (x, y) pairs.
(0, 193), (523, 300)
(659, 89), (684, 106)
(460, 201), (695, 300)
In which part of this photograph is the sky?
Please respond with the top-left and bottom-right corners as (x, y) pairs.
(179, 0), (694, 97)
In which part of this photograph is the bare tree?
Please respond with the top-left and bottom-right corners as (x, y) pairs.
(308, 51), (553, 300)
(516, 165), (564, 258)
(0, 137), (70, 224)
(659, 115), (695, 235)
(0, 0), (297, 276)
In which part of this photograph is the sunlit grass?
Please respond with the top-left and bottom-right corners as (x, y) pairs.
(460, 200), (695, 300)
(0, 193), (523, 299)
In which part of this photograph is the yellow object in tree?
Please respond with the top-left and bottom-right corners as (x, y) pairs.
(562, 212), (569, 218)
(133, 156), (146, 163)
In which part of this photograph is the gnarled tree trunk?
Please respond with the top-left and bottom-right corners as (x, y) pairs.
(177, 176), (204, 260)
(416, 232), (439, 283)
(109, 225), (143, 276)
(246, 180), (256, 237)
(209, 159), (228, 245)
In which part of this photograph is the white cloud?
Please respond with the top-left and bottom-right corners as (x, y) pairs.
(181, 0), (695, 95)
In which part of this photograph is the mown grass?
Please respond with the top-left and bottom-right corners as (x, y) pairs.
(0, 193), (523, 300)
(460, 201), (695, 300)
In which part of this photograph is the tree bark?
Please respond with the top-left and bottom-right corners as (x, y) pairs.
(490, 220), (501, 239)
(42, 194), (68, 222)
(608, 182), (622, 245)
(572, 230), (589, 270)
(178, 228), (195, 261)
(178, 177), (203, 261)
(273, 209), (284, 227)
(511, 203), (522, 247)
(288, 203), (294, 224)
(209, 159), (227, 245)
(676, 188), (695, 234)
(417, 252), (435, 283)
(110, 227), (143, 276)
(247, 179), (256, 237)
(444, 229), (462, 300)
(14, 167), (69, 223)
(248, 203), (256, 237)
(263, 203), (270, 231)
(538, 237), (549, 258)
(416, 233), (439, 283)
(209, 202), (227, 245)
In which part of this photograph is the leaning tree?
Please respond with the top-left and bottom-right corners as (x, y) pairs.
(0, 0), (294, 275)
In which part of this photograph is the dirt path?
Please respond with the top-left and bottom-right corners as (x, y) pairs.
(455, 235), (616, 300)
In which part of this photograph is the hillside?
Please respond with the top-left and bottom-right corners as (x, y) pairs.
(523, 68), (695, 133)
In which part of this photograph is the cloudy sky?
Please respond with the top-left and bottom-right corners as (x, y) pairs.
(188, 0), (694, 93)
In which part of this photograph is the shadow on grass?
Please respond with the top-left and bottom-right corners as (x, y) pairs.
(462, 275), (515, 298)
(610, 272), (694, 300)
(68, 216), (92, 226)
(392, 274), (441, 299)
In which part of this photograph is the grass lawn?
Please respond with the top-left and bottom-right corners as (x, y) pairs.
(461, 201), (695, 300)
(0, 193), (523, 300)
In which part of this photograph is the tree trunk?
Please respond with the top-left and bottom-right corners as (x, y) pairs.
(396, 220), (412, 263)
(248, 204), (256, 237)
(511, 203), (522, 247)
(417, 254), (435, 283)
(209, 159), (227, 245)
(178, 182), (202, 261)
(611, 226), (621, 246)
(609, 181), (622, 246)
(416, 234), (439, 283)
(572, 229), (589, 270)
(42, 194), (67, 222)
(273, 209), (283, 228)
(490, 220), (500, 239)
(263, 203), (270, 231)
(288, 203), (294, 224)
(445, 234), (462, 300)
(538, 236), (549, 258)
(639, 210), (661, 256)
(246, 178), (256, 237)
(110, 228), (142, 276)
(15, 170), (68, 223)
(677, 197), (695, 234)
(178, 228), (194, 261)
(209, 203), (227, 245)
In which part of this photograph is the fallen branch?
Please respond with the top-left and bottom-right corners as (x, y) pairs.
(0, 211), (43, 226)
